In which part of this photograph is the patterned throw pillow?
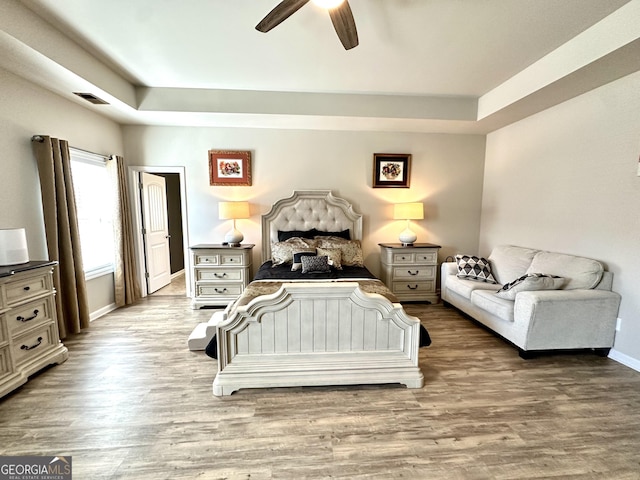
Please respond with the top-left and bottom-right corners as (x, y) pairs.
(291, 250), (317, 271)
(271, 238), (318, 266)
(455, 254), (497, 283)
(317, 247), (342, 270)
(495, 273), (565, 300)
(301, 255), (331, 273)
(315, 237), (364, 267)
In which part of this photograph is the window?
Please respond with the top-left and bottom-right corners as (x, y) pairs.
(69, 148), (116, 279)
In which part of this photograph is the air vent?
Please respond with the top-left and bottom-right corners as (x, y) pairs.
(73, 92), (109, 105)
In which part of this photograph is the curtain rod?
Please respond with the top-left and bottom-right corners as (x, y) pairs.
(31, 135), (111, 160)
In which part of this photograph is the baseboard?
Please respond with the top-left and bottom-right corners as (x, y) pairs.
(171, 269), (185, 280)
(90, 303), (118, 322)
(608, 349), (640, 373)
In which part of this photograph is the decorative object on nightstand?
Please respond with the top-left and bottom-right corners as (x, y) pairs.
(393, 202), (423, 246)
(218, 201), (250, 247)
(190, 244), (254, 309)
(379, 243), (441, 303)
(0, 261), (68, 398)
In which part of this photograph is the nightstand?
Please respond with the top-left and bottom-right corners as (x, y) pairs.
(379, 243), (441, 303)
(190, 244), (254, 309)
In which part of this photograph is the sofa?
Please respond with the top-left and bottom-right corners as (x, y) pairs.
(441, 245), (621, 358)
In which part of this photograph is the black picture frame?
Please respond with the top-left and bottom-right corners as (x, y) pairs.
(372, 153), (411, 188)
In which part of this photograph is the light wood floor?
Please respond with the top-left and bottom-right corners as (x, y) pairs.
(1, 297), (639, 479)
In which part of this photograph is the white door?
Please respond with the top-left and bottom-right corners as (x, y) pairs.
(141, 172), (171, 293)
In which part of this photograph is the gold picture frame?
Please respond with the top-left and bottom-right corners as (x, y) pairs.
(209, 150), (252, 186)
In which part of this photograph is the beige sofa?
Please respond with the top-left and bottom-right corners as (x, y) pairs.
(441, 245), (621, 358)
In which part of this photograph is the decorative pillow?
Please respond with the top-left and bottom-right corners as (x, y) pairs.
(271, 238), (318, 266)
(291, 250), (317, 271)
(277, 230), (316, 241)
(495, 273), (565, 300)
(317, 247), (342, 270)
(311, 228), (350, 240)
(301, 255), (331, 273)
(455, 254), (497, 283)
(315, 238), (364, 267)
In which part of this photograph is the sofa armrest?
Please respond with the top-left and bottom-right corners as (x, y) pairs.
(441, 261), (457, 276)
(514, 289), (621, 350)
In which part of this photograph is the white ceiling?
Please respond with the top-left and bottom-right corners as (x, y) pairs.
(2, 0), (639, 133)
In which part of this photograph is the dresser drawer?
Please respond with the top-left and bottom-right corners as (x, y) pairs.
(391, 252), (416, 264)
(220, 253), (245, 265)
(194, 254), (220, 266)
(196, 283), (244, 297)
(196, 268), (244, 282)
(392, 281), (436, 295)
(12, 323), (57, 366)
(415, 252), (438, 263)
(392, 265), (436, 281)
(5, 272), (50, 306)
(7, 296), (53, 338)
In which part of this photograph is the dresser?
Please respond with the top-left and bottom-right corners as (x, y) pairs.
(379, 243), (441, 303)
(190, 244), (254, 309)
(0, 261), (68, 398)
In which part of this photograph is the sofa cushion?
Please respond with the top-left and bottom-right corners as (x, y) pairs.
(446, 275), (502, 300)
(526, 252), (604, 290)
(455, 255), (498, 283)
(495, 273), (565, 300)
(488, 245), (539, 285)
(471, 290), (515, 323)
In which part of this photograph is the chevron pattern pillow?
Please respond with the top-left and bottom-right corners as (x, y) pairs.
(455, 254), (497, 284)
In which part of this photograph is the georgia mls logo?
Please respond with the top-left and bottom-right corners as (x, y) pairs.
(0, 456), (72, 480)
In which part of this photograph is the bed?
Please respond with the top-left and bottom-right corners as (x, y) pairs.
(195, 190), (430, 396)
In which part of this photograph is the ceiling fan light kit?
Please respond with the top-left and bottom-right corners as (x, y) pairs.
(256, 0), (358, 50)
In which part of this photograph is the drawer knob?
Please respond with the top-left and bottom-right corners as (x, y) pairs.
(408, 270), (419, 276)
(21, 336), (43, 351)
(23, 286), (31, 291)
(214, 288), (228, 294)
(407, 284), (418, 290)
(16, 309), (39, 323)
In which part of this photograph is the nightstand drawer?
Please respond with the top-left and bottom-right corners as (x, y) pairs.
(415, 252), (438, 263)
(7, 297), (53, 337)
(220, 254), (245, 265)
(392, 281), (436, 295)
(392, 253), (416, 264)
(392, 265), (436, 281)
(12, 323), (57, 366)
(196, 283), (244, 297)
(5, 273), (49, 306)
(196, 268), (244, 282)
(195, 254), (220, 266)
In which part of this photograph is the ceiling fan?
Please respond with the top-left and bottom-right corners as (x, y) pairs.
(256, 0), (359, 50)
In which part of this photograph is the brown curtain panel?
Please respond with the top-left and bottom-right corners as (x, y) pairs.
(108, 155), (141, 306)
(32, 136), (90, 339)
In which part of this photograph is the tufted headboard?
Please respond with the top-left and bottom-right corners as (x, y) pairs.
(261, 190), (363, 263)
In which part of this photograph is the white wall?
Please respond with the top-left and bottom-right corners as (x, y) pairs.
(0, 67), (123, 314)
(481, 71), (640, 365)
(122, 126), (486, 277)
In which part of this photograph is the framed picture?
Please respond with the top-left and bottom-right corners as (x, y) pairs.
(372, 153), (411, 188)
(209, 150), (252, 186)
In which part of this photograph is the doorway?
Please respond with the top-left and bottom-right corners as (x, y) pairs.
(129, 166), (190, 298)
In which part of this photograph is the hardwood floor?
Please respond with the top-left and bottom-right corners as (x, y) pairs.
(1, 296), (639, 479)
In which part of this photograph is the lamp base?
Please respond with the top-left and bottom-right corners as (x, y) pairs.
(398, 227), (417, 246)
(225, 228), (244, 246)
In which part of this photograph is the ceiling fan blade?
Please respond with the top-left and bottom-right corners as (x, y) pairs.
(256, 0), (310, 33)
(328, 1), (358, 50)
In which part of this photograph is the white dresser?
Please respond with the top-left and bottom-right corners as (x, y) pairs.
(0, 261), (68, 398)
(379, 243), (441, 303)
(190, 244), (254, 309)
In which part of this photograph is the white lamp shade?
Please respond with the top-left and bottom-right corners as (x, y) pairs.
(218, 201), (250, 220)
(393, 202), (424, 220)
(0, 228), (29, 266)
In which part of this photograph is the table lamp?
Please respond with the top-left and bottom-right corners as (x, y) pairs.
(218, 201), (250, 246)
(393, 202), (423, 246)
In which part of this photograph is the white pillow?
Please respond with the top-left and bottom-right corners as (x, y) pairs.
(495, 273), (565, 300)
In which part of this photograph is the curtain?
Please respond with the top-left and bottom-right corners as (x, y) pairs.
(32, 136), (90, 339)
(108, 155), (141, 306)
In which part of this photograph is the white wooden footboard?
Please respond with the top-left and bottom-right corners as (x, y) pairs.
(213, 282), (424, 396)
